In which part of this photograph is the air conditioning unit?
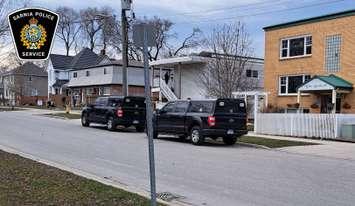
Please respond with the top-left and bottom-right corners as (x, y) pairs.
(341, 124), (355, 141)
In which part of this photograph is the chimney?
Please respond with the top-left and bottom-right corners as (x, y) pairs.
(100, 49), (106, 56)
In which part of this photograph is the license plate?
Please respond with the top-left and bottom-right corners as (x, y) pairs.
(227, 129), (234, 135)
(133, 120), (139, 124)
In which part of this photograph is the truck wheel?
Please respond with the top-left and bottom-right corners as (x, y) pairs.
(190, 126), (204, 145)
(223, 136), (237, 145)
(81, 113), (90, 127)
(107, 116), (116, 131)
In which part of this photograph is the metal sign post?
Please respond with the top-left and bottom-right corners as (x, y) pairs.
(133, 23), (157, 206)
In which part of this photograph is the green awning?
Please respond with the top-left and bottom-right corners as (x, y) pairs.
(298, 74), (353, 92)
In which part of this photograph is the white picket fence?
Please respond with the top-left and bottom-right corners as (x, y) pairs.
(255, 113), (355, 140)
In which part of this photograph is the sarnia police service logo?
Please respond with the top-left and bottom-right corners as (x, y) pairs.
(21, 17), (47, 50)
(8, 8), (59, 60)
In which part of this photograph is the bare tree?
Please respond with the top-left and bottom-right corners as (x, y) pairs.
(56, 7), (81, 56)
(80, 7), (104, 51)
(99, 7), (116, 52)
(126, 16), (202, 61)
(200, 22), (256, 98)
(167, 27), (203, 57)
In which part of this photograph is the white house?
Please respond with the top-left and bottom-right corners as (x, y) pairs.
(47, 48), (149, 106)
(150, 52), (264, 101)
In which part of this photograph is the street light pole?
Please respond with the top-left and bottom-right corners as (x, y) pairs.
(121, 1), (130, 96)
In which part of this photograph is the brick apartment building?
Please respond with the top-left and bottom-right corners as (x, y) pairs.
(263, 9), (355, 114)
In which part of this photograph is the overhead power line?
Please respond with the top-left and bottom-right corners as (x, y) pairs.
(173, 0), (345, 25)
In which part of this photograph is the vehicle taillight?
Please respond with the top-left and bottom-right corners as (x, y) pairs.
(117, 107), (123, 117)
(208, 116), (215, 127)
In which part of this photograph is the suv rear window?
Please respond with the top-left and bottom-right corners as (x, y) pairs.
(214, 100), (246, 114)
(122, 97), (146, 108)
(189, 101), (214, 113)
(108, 98), (122, 107)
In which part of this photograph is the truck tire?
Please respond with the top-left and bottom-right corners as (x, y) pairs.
(190, 126), (204, 145)
(223, 136), (237, 145)
(81, 113), (90, 127)
(107, 116), (116, 131)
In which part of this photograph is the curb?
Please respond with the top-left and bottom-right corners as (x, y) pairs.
(237, 142), (272, 150)
(0, 144), (181, 206)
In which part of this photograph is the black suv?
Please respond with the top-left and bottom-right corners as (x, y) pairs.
(153, 99), (247, 145)
(81, 96), (146, 132)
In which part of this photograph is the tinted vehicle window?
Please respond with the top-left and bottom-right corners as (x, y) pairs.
(162, 102), (175, 113)
(123, 97), (145, 108)
(174, 101), (189, 113)
(215, 100), (246, 113)
(108, 98), (122, 107)
(95, 98), (108, 106)
(189, 101), (214, 113)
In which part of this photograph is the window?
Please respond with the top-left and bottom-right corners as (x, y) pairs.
(279, 75), (311, 95)
(325, 34), (341, 72)
(95, 97), (108, 106)
(73, 72), (77, 78)
(252, 70), (258, 78)
(280, 35), (312, 58)
(86, 71), (90, 77)
(161, 102), (175, 113)
(108, 98), (122, 107)
(189, 101), (214, 113)
(104, 68), (107, 75)
(28, 76), (32, 81)
(173, 101), (189, 113)
(246, 70), (259, 78)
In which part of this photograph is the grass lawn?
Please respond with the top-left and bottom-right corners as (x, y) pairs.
(0, 150), (163, 206)
(239, 136), (319, 148)
(45, 112), (82, 119)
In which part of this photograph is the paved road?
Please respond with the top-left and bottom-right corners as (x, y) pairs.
(1, 110), (355, 206)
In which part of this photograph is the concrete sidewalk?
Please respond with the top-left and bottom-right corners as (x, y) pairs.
(249, 132), (355, 161)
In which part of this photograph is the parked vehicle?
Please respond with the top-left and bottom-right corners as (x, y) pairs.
(153, 99), (248, 145)
(81, 96), (146, 132)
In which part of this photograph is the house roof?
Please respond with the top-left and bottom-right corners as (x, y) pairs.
(317, 75), (353, 90)
(52, 79), (69, 88)
(50, 48), (142, 71)
(50, 54), (74, 71)
(69, 48), (100, 69)
(298, 74), (353, 92)
(263, 9), (355, 31)
(150, 56), (208, 67)
(3, 62), (47, 77)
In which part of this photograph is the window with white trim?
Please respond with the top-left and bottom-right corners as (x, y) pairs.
(73, 72), (77, 78)
(280, 35), (312, 58)
(279, 75), (311, 95)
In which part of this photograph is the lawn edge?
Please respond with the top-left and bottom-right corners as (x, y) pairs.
(237, 142), (271, 150)
(0, 144), (178, 206)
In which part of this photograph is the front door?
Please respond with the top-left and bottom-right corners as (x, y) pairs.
(320, 95), (341, 113)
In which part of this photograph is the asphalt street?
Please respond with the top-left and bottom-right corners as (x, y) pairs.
(0, 110), (355, 206)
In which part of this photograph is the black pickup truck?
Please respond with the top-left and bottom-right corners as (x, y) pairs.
(153, 99), (248, 145)
(81, 96), (146, 132)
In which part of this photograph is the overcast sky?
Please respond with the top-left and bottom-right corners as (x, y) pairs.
(20, 0), (355, 58)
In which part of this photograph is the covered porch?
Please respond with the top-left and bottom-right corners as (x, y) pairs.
(150, 56), (207, 101)
(297, 75), (353, 114)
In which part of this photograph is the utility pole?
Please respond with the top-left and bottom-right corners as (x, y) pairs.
(121, 0), (131, 96)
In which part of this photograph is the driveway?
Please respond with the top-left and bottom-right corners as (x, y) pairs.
(0, 110), (355, 206)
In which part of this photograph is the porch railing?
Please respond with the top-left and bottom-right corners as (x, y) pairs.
(160, 78), (177, 101)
